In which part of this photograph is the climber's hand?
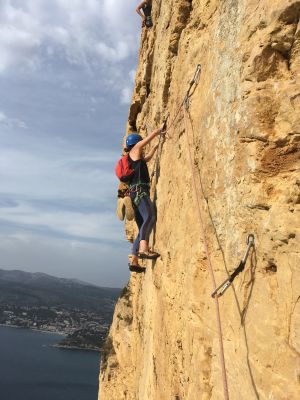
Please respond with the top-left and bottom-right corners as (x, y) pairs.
(151, 128), (161, 137)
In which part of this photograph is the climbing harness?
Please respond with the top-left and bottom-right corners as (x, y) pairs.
(126, 143), (150, 207)
(211, 234), (255, 298)
(129, 181), (150, 206)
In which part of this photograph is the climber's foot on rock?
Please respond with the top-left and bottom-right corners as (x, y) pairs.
(138, 250), (160, 260)
(128, 263), (146, 273)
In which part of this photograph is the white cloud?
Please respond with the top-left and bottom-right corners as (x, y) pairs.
(129, 69), (136, 82)
(95, 41), (130, 62)
(0, 133), (123, 242)
(0, 233), (129, 287)
(0, 133), (131, 285)
(120, 69), (136, 104)
(0, 0), (139, 73)
(0, 110), (27, 129)
(120, 87), (132, 104)
(0, 1), (140, 284)
(0, 144), (118, 202)
(0, 201), (119, 241)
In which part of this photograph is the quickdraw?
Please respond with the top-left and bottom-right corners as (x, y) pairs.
(211, 234), (255, 298)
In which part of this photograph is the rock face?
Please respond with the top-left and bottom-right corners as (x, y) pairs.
(99, 1), (300, 399)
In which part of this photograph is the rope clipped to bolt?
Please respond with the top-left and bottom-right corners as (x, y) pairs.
(165, 64), (202, 134)
(146, 64), (256, 400)
(182, 65), (229, 400)
(150, 64), (201, 182)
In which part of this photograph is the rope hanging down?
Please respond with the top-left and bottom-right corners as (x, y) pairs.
(181, 65), (229, 400)
(147, 64), (255, 399)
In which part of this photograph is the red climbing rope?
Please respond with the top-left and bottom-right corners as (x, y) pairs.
(183, 104), (229, 400)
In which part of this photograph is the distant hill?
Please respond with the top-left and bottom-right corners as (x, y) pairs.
(0, 269), (121, 317)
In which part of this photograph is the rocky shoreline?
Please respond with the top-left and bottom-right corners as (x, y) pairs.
(0, 324), (102, 351)
(0, 323), (66, 336)
(52, 344), (100, 352)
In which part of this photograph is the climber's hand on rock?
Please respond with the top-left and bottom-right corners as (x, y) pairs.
(152, 128), (161, 137)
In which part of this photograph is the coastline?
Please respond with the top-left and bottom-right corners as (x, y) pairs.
(0, 323), (66, 336)
(0, 324), (101, 352)
(52, 344), (100, 352)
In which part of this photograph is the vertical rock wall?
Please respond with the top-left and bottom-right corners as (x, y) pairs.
(99, 1), (300, 399)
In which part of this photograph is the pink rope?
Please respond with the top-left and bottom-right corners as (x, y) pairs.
(183, 107), (229, 400)
(147, 64), (230, 399)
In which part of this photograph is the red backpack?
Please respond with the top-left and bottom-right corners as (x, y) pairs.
(115, 154), (135, 182)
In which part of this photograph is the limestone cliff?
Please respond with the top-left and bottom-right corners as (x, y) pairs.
(99, 1), (300, 399)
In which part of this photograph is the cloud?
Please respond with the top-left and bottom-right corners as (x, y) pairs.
(120, 87), (132, 104)
(0, 132), (123, 242)
(120, 69), (136, 104)
(0, 1), (140, 285)
(0, 0), (139, 73)
(129, 69), (136, 81)
(0, 233), (129, 287)
(0, 110), (27, 129)
(95, 41), (130, 63)
(0, 147), (118, 199)
(0, 204), (120, 242)
(0, 0), (140, 104)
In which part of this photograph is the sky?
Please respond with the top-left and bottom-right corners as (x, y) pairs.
(0, 0), (142, 288)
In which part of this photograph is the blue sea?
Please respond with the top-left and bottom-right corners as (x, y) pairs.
(0, 326), (100, 400)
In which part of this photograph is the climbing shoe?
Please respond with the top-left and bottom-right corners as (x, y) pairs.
(138, 251), (160, 260)
(128, 263), (146, 273)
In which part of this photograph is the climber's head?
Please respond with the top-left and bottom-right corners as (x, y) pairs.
(125, 133), (142, 152)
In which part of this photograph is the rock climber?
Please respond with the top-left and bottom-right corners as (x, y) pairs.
(125, 128), (162, 272)
(136, 0), (153, 28)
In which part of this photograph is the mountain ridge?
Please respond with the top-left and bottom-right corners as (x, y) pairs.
(0, 268), (119, 290)
(0, 268), (120, 314)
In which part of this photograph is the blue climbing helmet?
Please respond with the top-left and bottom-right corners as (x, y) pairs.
(126, 133), (142, 148)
